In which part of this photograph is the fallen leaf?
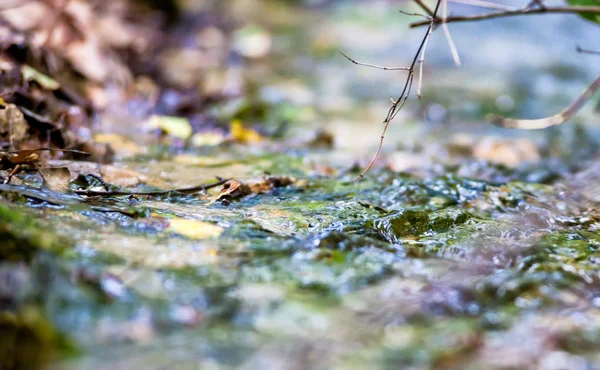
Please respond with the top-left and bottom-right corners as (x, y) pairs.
(39, 167), (72, 192)
(230, 120), (263, 144)
(148, 115), (192, 139)
(0, 150), (40, 167)
(48, 160), (167, 188)
(216, 179), (252, 202)
(216, 176), (295, 203)
(168, 218), (224, 240)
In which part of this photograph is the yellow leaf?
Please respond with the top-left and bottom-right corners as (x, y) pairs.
(148, 115), (192, 139)
(168, 218), (224, 240)
(230, 119), (263, 143)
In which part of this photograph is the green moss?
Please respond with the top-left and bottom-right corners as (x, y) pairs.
(0, 205), (71, 261)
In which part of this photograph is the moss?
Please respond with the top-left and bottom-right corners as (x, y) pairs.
(372, 208), (474, 244)
(0, 204), (71, 261)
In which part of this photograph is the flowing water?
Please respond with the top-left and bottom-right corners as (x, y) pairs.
(2, 1), (600, 369)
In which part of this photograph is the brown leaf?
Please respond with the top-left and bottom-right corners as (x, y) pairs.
(1, 150), (40, 166)
(39, 167), (72, 192)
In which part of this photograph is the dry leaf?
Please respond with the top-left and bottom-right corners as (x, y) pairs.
(168, 218), (224, 240)
(216, 176), (295, 203)
(39, 167), (72, 192)
(216, 179), (252, 202)
(48, 160), (167, 188)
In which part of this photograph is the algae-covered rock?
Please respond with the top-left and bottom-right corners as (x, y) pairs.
(372, 208), (473, 244)
(0, 204), (71, 261)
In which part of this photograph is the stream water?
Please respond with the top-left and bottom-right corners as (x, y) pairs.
(2, 1), (600, 369)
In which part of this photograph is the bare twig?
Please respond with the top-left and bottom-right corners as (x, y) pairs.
(399, 10), (431, 19)
(410, 5), (600, 27)
(414, 0), (435, 16)
(449, 0), (517, 11)
(354, 0), (443, 181)
(0, 148), (90, 155)
(339, 52), (410, 71)
(74, 178), (229, 196)
(577, 45), (600, 55)
(489, 76), (600, 129)
(3, 164), (19, 184)
(441, 0), (462, 67)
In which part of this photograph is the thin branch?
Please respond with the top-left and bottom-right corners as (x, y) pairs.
(577, 45), (600, 55)
(339, 51), (410, 71)
(449, 0), (517, 11)
(417, 19), (434, 101)
(414, 0), (435, 16)
(442, 0), (462, 67)
(355, 0), (443, 181)
(0, 148), (89, 155)
(399, 10), (431, 19)
(410, 5), (600, 27)
(74, 178), (229, 196)
(489, 76), (600, 129)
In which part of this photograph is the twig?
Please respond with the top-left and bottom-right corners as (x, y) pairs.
(339, 52), (410, 71)
(449, 0), (517, 11)
(399, 10), (431, 19)
(0, 148), (90, 155)
(442, 0), (462, 67)
(3, 164), (19, 184)
(414, 0), (435, 16)
(577, 45), (600, 55)
(355, 0), (443, 181)
(410, 5), (600, 27)
(74, 178), (229, 196)
(488, 76), (600, 129)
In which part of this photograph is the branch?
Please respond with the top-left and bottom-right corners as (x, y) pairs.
(577, 45), (600, 55)
(488, 76), (600, 129)
(414, 0), (435, 16)
(354, 0), (443, 181)
(410, 5), (600, 27)
(339, 52), (410, 71)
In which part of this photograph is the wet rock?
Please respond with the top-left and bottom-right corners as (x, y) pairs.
(372, 208), (472, 244)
